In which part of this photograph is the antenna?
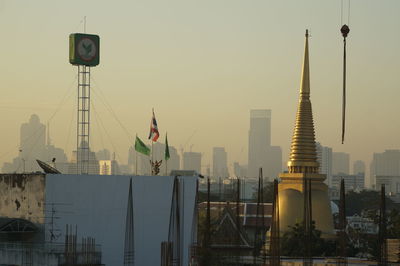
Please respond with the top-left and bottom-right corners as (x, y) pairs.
(84, 16), (86, 33)
(44, 202), (73, 243)
(47, 122), (51, 146)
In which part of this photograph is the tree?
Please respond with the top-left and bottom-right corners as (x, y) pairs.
(280, 221), (335, 256)
(388, 209), (400, 238)
(252, 181), (274, 203)
(344, 190), (398, 216)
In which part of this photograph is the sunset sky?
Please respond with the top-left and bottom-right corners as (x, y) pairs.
(0, 0), (399, 185)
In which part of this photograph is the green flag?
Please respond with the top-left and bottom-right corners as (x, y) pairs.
(135, 136), (150, 156)
(165, 134), (170, 160)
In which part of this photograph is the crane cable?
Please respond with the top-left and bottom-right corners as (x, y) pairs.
(340, 0), (351, 144)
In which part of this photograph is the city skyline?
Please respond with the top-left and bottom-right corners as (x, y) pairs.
(4, 111), (398, 189)
(0, 1), (399, 179)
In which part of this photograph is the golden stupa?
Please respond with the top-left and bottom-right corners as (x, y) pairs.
(278, 30), (334, 236)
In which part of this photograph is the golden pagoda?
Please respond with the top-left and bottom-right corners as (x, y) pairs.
(278, 30), (334, 236)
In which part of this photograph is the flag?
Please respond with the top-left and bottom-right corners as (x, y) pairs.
(148, 109), (160, 142)
(165, 134), (170, 161)
(135, 136), (150, 156)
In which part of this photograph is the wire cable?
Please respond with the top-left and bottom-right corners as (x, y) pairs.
(91, 99), (123, 164)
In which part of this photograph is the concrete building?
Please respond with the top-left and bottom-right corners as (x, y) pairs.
(331, 173), (365, 192)
(96, 148), (111, 160)
(248, 109), (271, 178)
(233, 162), (247, 178)
(99, 159), (120, 175)
(266, 146), (282, 180)
(0, 173), (197, 265)
(152, 142), (180, 175)
(19, 115), (46, 172)
(68, 144), (99, 175)
(353, 160), (366, 175)
(370, 150), (400, 189)
(278, 31), (334, 236)
(347, 214), (378, 234)
(183, 152), (201, 174)
(332, 152), (350, 175)
(2, 115), (68, 174)
(247, 110), (282, 180)
(316, 142), (333, 186)
(212, 147), (229, 178)
(375, 175), (400, 195)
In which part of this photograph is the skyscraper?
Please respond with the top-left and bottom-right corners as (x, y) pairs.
(212, 147), (229, 178)
(353, 160), (365, 175)
(183, 152), (201, 174)
(266, 146), (282, 180)
(332, 152), (350, 175)
(316, 142), (333, 186)
(2, 114), (68, 173)
(370, 150), (400, 189)
(248, 109), (271, 178)
(20, 114), (46, 171)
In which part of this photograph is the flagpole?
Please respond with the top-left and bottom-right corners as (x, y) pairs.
(165, 132), (168, 176)
(151, 140), (154, 175)
(135, 134), (138, 175)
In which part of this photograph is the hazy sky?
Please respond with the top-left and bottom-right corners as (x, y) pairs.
(0, 0), (399, 180)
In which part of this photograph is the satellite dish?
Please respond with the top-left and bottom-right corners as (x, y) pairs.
(36, 159), (61, 174)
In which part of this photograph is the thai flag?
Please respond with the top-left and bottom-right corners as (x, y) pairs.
(148, 109), (160, 142)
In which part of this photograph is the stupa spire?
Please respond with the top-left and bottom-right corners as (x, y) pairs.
(287, 30), (319, 174)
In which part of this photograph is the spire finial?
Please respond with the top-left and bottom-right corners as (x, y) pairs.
(287, 30), (319, 174)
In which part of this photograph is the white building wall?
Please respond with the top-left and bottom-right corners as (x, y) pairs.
(45, 174), (197, 266)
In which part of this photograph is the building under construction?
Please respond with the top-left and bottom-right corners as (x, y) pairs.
(0, 173), (198, 265)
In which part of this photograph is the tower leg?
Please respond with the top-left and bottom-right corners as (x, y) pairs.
(77, 65), (91, 174)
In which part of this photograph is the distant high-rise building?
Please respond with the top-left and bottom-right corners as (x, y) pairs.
(353, 160), (365, 175)
(2, 114), (68, 173)
(99, 159), (120, 175)
(265, 146), (282, 179)
(96, 149), (111, 160)
(69, 142), (99, 174)
(331, 173), (365, 192)
(19, 114), (46, 172)
(152, 142), (180, 175)
(375, 175), (400, 195)
(332, 152), (350, 175)
(137, 152), (151, 175)
(127, 146), (136, 174)
(212, 147), (229, 178)
(183, 152), (201, 174)
(370, 150), (400, 189)
(233, 162), (247, 178)
(316, 143), (333, 186)
(248, 109), (271, 178)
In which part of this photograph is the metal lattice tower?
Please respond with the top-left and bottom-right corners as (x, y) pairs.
(77, 65), (91, 174)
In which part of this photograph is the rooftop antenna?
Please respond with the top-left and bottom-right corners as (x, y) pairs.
(47, 122), (51, 146)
